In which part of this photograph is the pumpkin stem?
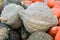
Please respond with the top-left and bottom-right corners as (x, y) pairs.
(0, 17), (8, 22)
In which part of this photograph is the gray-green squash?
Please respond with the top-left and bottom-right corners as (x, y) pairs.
(1, 4), (24, 29)
(28, 31), (53, 40)
(0, 22), (10, 40)
(19, 2), (58, 33)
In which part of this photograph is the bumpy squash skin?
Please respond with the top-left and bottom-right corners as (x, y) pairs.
(28, 31), (53, 40)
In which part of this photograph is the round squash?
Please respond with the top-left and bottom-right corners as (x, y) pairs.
(1, 4), (24, 29)
(28, 31), (53, 40)
(19, 2), (58, 33)
(0, 22), (10, 40)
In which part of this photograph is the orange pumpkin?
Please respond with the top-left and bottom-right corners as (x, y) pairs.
(47, 0), (55, 8)
(51, 7), (60, 18)
(48, 26), (60, 37)
(55, 30), (60, 40)
(53, 1), (60, 8)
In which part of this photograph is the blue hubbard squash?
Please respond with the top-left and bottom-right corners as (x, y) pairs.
(1, 4), (24, 29)
(28, 31), (53, 40)
(19, 2), (58, 33)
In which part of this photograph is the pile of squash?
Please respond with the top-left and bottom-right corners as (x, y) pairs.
(47, 0), (60, 40)
(0, 0), (60, 40)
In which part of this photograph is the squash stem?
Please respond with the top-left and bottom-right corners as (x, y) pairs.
(0, 17), (8, 22)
